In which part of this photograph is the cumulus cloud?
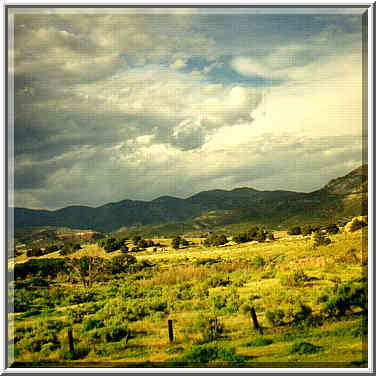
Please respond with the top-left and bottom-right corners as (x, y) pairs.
(170, 59), (187, 70)
(9, 10), (366, 210)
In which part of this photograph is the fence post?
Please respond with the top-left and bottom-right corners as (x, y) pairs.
(168, 319), (173, 343)
(250, 307), (263, 335)
(68, 328), (74, 354)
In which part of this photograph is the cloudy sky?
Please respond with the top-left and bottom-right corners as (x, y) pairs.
(9, 7), (368, 210)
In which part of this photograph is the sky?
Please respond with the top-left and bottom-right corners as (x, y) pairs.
(8, 7), (368, 210)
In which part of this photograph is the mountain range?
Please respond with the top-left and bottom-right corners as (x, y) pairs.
(13, 165), (368, 233)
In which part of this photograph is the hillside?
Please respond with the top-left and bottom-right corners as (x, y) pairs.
(13, 165), (368, 233)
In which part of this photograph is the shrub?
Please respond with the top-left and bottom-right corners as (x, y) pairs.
(346, 217), (367, 232)
(193, 314), (224, 342)
(246, 335), (273, 347)
(292, 304), (315, 327)
(44, 244), (59, 254)
(171, 236), (181, 249)
(107, 254), (137, 274)
(290, 342), (322, 355)
(19, 324), (60, 353)
(180, 344), (247, 365)
(280, 269), (308, 287)
(102, 237), (127, 253)
(194, 258), (221, 266)
(287, 226), (301, 235)
(266, 232), (275, 241)
(103, 323), (131, 343)
(26, 248), (43, 257)
(240, 303), (252, 315)
(181, 238), (189, 246)
(251, 256), (266, 269)
(266, 309), (285, 327)
(302, 225), (314, 236)
(120, 245), (129, 253)
(312, 231), (331, 248)
(203, 234), (228, 247)
(322, 281), (367, 317)
(14, 258), (69, 279)
(82, 317), (104, 332)
(323, 223), (339, 234)
(232, 227), (266, 243)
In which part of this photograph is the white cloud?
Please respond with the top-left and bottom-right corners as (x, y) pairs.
(232, 56), (283, 79)
(170, 59), (187, 70)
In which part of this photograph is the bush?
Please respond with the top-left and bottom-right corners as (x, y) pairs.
(82, 317), (104, 332)
(193, 314), (224, 342)
(287, 226), (301, 235)
(292, 304), (315, 327)
(232, 227), (266, 244)
(346, 217), (367, 232)
(322, 281), (367, 317)
(171, 236), (181, 249)
(266, 232), (275, 241)
(251, 256), (266, 269)
(247, 335), (273, 347)
(203, 234), (228, 247)
(280, 269), (308, 287)
(290, 342), (322, 355)
(102, 237), (127, 253)
(103, 323), (131, 343)
(44, 244), (59, 254)
(26, 248), (43, 257)
(180, 344), (247, 365)
(120, 245), (129, 253)
(323, 223), (339, 234)
(14, 258), (69, 279)
(312, 231), (331, 248)
(194, 258), (221, 266)
(266, 309), (285, 327)
(107, 254), (137, 274)
(302, 225), (314, 236)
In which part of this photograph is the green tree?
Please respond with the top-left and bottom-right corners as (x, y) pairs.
(171, 236), (181, 249)
(287, 226), (302, 235)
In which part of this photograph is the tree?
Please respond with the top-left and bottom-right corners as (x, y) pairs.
(181, 238), (189, 246)
(132, 235), (142, 244)
(324, 223), (339, 234)
(287, 226), (302, 235)
(107, 254), (137, 274)
(312, 231), (331, 248)
(120, 245), (129, 254)
(26, 247), (43, 257)
(172, 236), (181, 249)
(68, 256), (107, 288)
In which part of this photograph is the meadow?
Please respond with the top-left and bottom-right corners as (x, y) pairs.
(8, 225), (367, 368)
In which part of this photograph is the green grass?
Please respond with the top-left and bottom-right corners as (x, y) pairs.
(9, 228), (368, 367)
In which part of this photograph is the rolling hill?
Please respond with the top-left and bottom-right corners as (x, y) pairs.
(13, 165), (368, 233)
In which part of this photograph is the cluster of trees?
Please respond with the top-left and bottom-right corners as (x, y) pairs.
(132, 235), (155, 250)
(59, 243), (82, 256)
(26, 243), (80, 258)
(171, 236), (189, 249)
(288, 223), (339, 236)
(14, 252), (147, 288)
(232, 227), (272, 244)
(203, 234), (228, 247)
(98, 235), (157, 253)
(99, 237), (128, 253)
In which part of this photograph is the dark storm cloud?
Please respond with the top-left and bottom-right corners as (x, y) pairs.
(9, 9), (366, 209)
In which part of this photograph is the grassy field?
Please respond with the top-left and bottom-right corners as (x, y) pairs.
(9, 227), (368, 368)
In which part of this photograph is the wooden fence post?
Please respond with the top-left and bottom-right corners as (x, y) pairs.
(168, 319), (173, 343)
(250, 307), (263, 335)
(68, 328), (74, 354)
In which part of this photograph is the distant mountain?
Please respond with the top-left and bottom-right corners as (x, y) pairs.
(13, 165), (368, 233)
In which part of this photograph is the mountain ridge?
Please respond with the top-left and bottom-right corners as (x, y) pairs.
(13, 165), (368, 232)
